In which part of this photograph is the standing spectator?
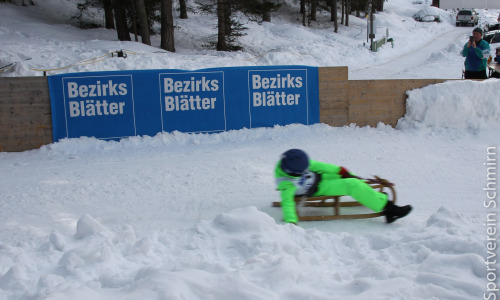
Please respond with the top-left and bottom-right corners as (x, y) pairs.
(461, 28), (490, 79)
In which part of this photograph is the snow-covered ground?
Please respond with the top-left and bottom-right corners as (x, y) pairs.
(0, 0), (499, 299)
(1, 0), (498, 79)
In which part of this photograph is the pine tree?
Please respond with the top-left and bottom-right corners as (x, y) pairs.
(179, 0), (188, 19)
(217, 0), (228, 51)
(331, 0), (338, 33)
(113, 0), (131, 41)
(135, 0), (151, 45)
(102, 0), (115, 29)
(160, 0), (175, 52)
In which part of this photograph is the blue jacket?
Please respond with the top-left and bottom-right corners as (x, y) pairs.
(462, 39), (490, 71)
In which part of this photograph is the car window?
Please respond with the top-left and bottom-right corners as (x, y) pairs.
(458, 11), (472, 15)
(485, 33), (500, 44)
(493, 34), (500, 44)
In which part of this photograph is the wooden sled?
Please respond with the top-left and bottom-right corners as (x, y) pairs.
(272, 176), (396, 221)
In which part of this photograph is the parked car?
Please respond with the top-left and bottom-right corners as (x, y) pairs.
(488, 36), (500, 78)
(485, 22), (500, 32)
(413, 7), (442, 22)
(484, 30), (500, 44)
(456, 9), (479, 27)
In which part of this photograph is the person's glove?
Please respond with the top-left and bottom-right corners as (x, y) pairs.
(339, 167), (356, 179)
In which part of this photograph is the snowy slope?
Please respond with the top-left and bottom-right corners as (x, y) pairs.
(1, 0), (498, 79)
(1, 0), (500, 299)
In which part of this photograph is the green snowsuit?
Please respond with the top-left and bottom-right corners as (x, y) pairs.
(275, 159), (388, 223)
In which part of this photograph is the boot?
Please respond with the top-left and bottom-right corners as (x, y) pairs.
(383, 201), (412, 223)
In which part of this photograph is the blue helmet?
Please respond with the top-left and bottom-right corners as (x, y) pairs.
(280, 149), (309, 176)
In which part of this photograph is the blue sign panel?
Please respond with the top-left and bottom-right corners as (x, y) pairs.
(159, 71), (226, 133)
(248, 69), (310, 128)
(62, 75), (136, 139)
(47, 66), (319, 142)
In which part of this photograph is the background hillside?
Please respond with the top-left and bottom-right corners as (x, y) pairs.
(1, 0), (498, 79)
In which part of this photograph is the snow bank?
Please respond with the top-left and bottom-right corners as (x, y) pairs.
(0, 206), (486, 300)
(398, 80), (500, 133)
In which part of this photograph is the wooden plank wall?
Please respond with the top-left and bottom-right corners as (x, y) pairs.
(347, 79), (449, 127)
(318, 67), (349, 126)
(0, 77), (52, 152)
(0, 69), (452, 152)
(317, 67), (450, 127)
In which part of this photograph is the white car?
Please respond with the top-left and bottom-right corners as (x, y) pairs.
(456, 9), (479, 27)
(414, 7), (442, 22)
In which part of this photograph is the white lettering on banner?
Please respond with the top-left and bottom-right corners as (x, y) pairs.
(69, 100), (126, 117)
(164, 95), (216, 111)
(251, 74), (303, 89)
(67, 80), (128, 98)
(163, 77), (219, 93)
(252, 91), (300, 107)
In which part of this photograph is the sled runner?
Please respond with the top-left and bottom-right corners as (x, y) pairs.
(272, 176), (397, 221)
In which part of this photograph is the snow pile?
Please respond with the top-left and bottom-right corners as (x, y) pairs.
(0, 207), (486, 300)
(398, 79), (500, 133)
(0, 112), (495, 299)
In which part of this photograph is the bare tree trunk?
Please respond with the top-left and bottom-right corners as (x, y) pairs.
(263, 0), (271, 22)
(330, 0), (335, 21)
(103, 0), (115, 29)
(351, 0), (358, 17)
(217, 0), (227, 51)
(135, 0), (151, 45)
(302, 0), (306, 26)
(179, 0), (188, 19)
(345, 0), (350, 27)
(310, 0), (317, 22)
(331, 0), (338, 33)
(132, 9), (138, 42)
(113, 0), (131, 41)
(341, 0), (344, 24)
(224, 1), (231, 36)
(161, 0), (175, 52)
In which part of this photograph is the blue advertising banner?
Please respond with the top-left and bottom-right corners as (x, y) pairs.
(48, 65), (319, 142)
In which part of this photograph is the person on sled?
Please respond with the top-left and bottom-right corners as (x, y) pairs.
(275, 149), (412, 224)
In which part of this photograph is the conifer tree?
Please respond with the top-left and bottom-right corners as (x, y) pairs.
(161, 0), (175, 52)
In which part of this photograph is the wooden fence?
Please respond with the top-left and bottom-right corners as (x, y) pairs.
(0, 77), (52, 152)
(0, 67), (450, 152)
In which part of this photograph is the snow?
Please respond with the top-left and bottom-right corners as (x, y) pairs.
(0, 0), (499, 299)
